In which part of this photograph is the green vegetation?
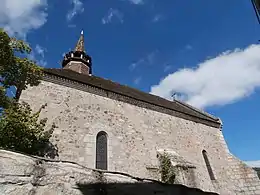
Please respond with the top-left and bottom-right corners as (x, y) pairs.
(0, 29), (57, 157)
(158, 153), (177, 184)
(0, 29), (43, 100)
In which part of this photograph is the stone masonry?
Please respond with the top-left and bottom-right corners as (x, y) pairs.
(18, 73), (260, 195)
(0, 149), (219, 195)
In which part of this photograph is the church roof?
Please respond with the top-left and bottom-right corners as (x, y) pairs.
(43, 68), (222, 128)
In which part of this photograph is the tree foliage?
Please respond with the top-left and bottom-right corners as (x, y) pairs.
(158, 153), (177, 184)
(0, 102), (56, 156)
(0, 29), (57, 157)
(0, 29), (14, 70)
(0, 28), (43, 100)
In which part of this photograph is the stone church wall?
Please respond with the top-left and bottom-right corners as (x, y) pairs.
(19, 77), (260, 194)
(0, 149), (219, 195)
(225, 155), (260, 194)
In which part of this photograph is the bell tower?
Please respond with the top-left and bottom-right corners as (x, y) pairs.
(62, 30), (92, 75)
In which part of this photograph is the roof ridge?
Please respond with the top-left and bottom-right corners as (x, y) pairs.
(174, 100), (219, 121)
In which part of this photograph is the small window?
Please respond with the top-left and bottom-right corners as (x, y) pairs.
(202, 150), (216, 180)
(96, 131), (108, 170)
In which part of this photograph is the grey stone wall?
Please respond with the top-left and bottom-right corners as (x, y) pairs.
(226, 155), (260, 194)
(19, 77), (260, 194)
(0, 149), (218, 195)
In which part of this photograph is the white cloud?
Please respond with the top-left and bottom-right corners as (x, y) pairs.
(163, 64), (172, 72)
(185, 45), (193, 50)
(28, 52), (47, 67)
(35, 44), (46, 58)
(0, 0), (48, 38)
(134, 77), (142, 85)
(68, 24), (77, 28)
(150, 44), (260, 109)
(126, 0), (144, 5)
(67, 0), (84, 21)
(152, 14), (163, 23)
(245, 160), (260, 168)
(130, 50), (158, 70)
(102, 8), (124, 24)
(37, 59), (47, 67)
(28, 44), (47, 67)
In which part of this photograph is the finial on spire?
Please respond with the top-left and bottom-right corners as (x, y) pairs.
(81, 30), (84, 35)
(74, 30), (85, 52)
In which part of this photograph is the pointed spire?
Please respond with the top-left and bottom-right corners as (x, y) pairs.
(74, 30), (85, 52)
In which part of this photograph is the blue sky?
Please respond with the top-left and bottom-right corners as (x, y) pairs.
(1, 0), (260, 162)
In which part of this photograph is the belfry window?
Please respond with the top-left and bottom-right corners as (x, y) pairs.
(202, 150), (216, 180)
(96, 131), (108, 170)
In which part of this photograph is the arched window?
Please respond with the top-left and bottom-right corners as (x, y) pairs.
(202, 150), (215, 180)
(96, 131), (108, 170)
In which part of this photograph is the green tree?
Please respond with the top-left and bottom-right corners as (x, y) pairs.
(0, 29), (57, 157)
(158, 153), (177, 184)
(0, 102), (56, 156)
(0, 28), (43, 100)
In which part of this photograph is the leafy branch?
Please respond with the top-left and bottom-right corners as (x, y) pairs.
(158, 153), (177, 184)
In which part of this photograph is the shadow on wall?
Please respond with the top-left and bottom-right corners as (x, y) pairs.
(40, 141), (59, 159)
(0, 141), (59, 160)
(76, 182), (219, 195)
(254, 168), (260, 179)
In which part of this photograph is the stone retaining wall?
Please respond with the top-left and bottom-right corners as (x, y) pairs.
(0, 149), (218, 195)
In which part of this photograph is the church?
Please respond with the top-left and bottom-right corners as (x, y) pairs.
(19, 31), (260, 195)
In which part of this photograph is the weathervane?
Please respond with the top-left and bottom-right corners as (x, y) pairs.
(171, 92), (177, 101)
